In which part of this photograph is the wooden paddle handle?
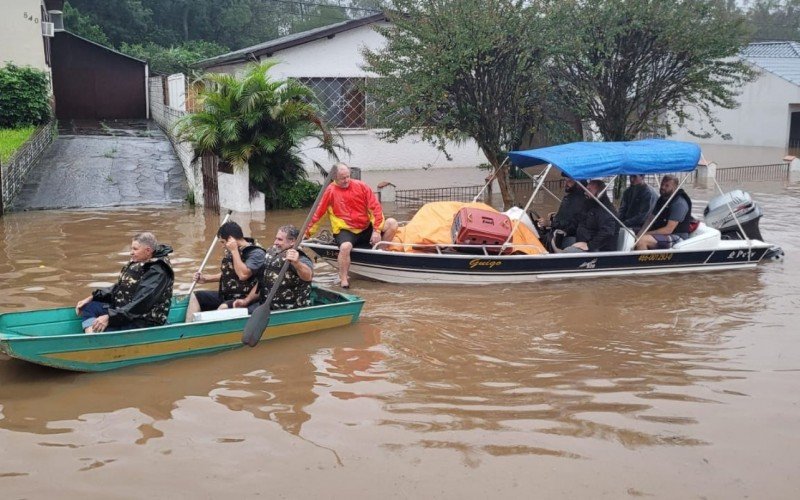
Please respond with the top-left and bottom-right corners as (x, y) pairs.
(242, 166), (338, 347)
(185, 210), (233, 298)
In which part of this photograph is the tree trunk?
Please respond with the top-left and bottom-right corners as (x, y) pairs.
(182, 5), (190, 42)
(483, 151), (513, 210)
(201, 153), (220, 214)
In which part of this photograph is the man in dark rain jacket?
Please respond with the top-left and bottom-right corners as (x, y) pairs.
(75, 232), (174, 333)
(619, 174), (658, 232)
(536, 176), (590, 251)
(563, 179), (619, 252)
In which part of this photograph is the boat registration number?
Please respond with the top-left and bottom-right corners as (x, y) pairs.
(638, 253), (673, 262)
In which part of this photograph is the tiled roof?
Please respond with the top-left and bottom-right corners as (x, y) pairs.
(196, 13), (387, 69)
(741, 41), (800, 87)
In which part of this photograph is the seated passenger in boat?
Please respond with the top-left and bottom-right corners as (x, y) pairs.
(619, 174), (658, 232)
(635, 175), (694, 250)
(75, 232), (174, 333)
(563, 179), (619, 253)
(536, 175), (589, 251)
(184, 221), (266, 323)
(234, 225), (314, 312)
(306, 162), (398, 288)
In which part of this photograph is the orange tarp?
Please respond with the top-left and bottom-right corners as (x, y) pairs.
(389, 201), (547, 255)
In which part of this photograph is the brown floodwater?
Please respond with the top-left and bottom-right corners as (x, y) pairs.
(1, 180), (799, 499)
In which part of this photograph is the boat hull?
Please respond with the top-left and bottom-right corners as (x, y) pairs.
(0, 287), (364, 372)
(303, 241), (774, 284)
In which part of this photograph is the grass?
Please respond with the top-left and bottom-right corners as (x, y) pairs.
(0, 126), (36, 163)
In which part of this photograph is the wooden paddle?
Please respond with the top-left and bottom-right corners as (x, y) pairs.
(242, 166), (337, 347)
(182, 210), (233, 301)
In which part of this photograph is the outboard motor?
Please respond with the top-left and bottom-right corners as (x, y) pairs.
(704, 190), (764, 240)
(704, 190), (784, 260)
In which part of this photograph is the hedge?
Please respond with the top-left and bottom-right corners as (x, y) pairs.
(0, 64), (51, 129)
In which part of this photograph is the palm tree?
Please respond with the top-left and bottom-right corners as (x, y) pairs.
(175, 61), (343, 208)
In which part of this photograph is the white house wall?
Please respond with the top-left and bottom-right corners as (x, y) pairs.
(205, 23), (488, 172)
(300, 129), (486, 171)
(1, 0), (49, 71)
(671, 65), (800, 148)
(267, 23), (389, 79)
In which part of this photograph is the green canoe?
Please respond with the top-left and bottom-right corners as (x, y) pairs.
(0, 286), (364, 372)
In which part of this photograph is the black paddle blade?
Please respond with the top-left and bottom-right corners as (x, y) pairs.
(242, 302), (271, 347)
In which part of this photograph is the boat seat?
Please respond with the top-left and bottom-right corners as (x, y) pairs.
(617, 228), (636, 252)
(672, 222), (721, 251)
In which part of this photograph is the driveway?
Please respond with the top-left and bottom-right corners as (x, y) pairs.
(12, 119), (187, 210)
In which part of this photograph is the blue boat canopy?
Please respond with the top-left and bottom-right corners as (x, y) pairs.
(507, 139), (702, 179)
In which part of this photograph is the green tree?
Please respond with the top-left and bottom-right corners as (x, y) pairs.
(747, 0), (800, 41)
(549, 0), (754, 142)
(549, 0), (754, 197)
(175, 62), (343, 209)
(63, 2), (112, 46)
(68, 0), (152, 47)
(120, 40), (228, 75)
(363, 0), (559, 209)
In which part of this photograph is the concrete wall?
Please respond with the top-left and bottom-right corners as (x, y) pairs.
(218, 165), (265, 213)
(204, 22), (488, 172)
(149, 76), (265, 212)
(670, 64), (800, 148)
(148, 77), (203, 205)
(0, 0), (49, 71)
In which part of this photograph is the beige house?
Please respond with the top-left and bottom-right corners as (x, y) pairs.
(0, 0), (62, 72)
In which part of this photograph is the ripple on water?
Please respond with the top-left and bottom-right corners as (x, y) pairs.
(0, 197), (799, 487)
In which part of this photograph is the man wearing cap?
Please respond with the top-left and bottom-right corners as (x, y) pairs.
(536, 175), (590, 251)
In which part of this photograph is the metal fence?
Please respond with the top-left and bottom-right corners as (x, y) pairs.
(390, 162), (787, 209)
(395, 185), (485, 207)
(715, 163), (788, 182)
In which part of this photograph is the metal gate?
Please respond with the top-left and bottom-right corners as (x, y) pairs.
(201, 153), (220, 214)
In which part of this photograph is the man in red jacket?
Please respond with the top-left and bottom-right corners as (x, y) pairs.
(307, 163), (398, 288)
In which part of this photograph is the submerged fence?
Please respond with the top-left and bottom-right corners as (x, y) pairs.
(715, 163), (788, 182)
(392, 162), (788, 209)
(395, 185), (485, 207)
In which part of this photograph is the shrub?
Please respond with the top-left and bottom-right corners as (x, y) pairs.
(276, 179), (321, 209)
(0, 64), (50, 128)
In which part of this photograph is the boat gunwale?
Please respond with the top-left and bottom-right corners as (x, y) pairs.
(0, 287), (364, 342)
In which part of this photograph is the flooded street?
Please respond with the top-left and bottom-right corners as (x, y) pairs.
(1, 180), (799, 498)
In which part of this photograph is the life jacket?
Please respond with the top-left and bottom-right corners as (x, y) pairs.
(218, 238), (264, 302)
(259, 247), (312, 310)
(652, 188), (693, 235)
(112, 245), (174, 326)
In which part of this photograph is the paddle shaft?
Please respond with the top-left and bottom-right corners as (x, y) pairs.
(185, 210), (233, 299)
(242, 166), (338, 347)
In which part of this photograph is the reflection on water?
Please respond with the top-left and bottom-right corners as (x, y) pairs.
(1, 184), (799, 497)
